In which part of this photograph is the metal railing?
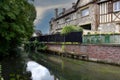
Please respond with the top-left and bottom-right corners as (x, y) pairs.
(83, 34), (120, 44)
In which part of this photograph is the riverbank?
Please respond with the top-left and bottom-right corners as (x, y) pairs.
(46, 43), (120, 66)
(1, 50), (120, 80)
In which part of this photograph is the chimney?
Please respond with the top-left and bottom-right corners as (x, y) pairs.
(55, 8), (58, 18)
(62, 8), (66, 13)
(72, 3), (75, 7)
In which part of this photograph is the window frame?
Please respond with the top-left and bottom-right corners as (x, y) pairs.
(81, 8), (89, 17)
(113, 1), (120, 12)
(65, 17), (71, 22)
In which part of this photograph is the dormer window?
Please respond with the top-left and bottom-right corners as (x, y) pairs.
(113, 1), (120, 12)
(65, 17), (71, 22)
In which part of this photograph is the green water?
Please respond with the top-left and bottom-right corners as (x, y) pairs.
(0, 56), (30, 80)
(0, 52), (120, 80)
(29, 52), (120, 80)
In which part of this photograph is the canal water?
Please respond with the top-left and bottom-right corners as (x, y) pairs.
(0, 52), (120, 80)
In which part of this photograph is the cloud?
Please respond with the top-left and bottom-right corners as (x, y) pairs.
(34, 0), (77, 7)
(33, 0), (77, 34)
(27, 61), (54, 80)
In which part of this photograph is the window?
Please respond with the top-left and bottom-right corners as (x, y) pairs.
(81, 8), (89, 17)
(113, 1), (120, 12)
(108, 1), (113, 13)
(81, 24), (91, 30)
(65, 17), (71, 22)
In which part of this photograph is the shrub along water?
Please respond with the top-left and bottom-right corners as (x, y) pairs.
(24, 40), (47, 53)
(0, 0), (36, 57)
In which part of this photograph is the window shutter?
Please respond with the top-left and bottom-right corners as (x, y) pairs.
(108, 1), (113, 13)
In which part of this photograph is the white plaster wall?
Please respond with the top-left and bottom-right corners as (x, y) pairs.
(99, 23), (116, 33)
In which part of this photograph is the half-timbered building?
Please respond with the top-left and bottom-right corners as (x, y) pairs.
(49, 0), (120, 34)
(97, 0), (120, 33)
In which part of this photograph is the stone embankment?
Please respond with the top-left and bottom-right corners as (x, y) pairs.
(46, 43), (120, 65)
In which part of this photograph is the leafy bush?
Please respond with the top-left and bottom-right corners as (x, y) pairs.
(37, 43), (47, 51)
(61, 25), (83, 35)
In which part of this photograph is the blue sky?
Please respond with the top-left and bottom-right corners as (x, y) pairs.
(33, 0), (77, 34)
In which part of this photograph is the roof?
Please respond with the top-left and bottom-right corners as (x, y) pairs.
(52, 0), (96, 20)
(97, 0), (109, 4)
(64, 7), (75, 15)
(75, 0), (80, 7)
(56, 7), (76, 20)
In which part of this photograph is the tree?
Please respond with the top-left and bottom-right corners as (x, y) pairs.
(0, 0), (36, 56)
(61, 25), (83, 35)
(61, 25), (83, 53)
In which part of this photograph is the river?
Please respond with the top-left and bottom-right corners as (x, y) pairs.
(0, 52), (120, 80)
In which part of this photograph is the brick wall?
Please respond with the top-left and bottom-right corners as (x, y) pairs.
(47, 43), (120, 64)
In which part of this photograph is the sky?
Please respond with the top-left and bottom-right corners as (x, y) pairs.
(33, 0), (77, 34)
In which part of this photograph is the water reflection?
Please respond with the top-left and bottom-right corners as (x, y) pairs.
(31, 53), (120, 80)
(26, 61), (55, 80)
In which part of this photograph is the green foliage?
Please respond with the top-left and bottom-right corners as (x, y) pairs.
(9, 73), (29, 80)
(76, 26), (83, 32)
(0, 0), (36, 56)
(24, 40), (47, 52)
(61, 45), (65, 52)
(61, 25), (75, 35)
(87, 32), (91, 35)
(0, 65), (4, 80)
(33, 39), (39, 48)
(37, 43), (47, 51)
(61, 25), (83, 35)
(24, 41), (31, 52)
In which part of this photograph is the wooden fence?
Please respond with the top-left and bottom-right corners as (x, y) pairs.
(30, 32), (82, 43)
